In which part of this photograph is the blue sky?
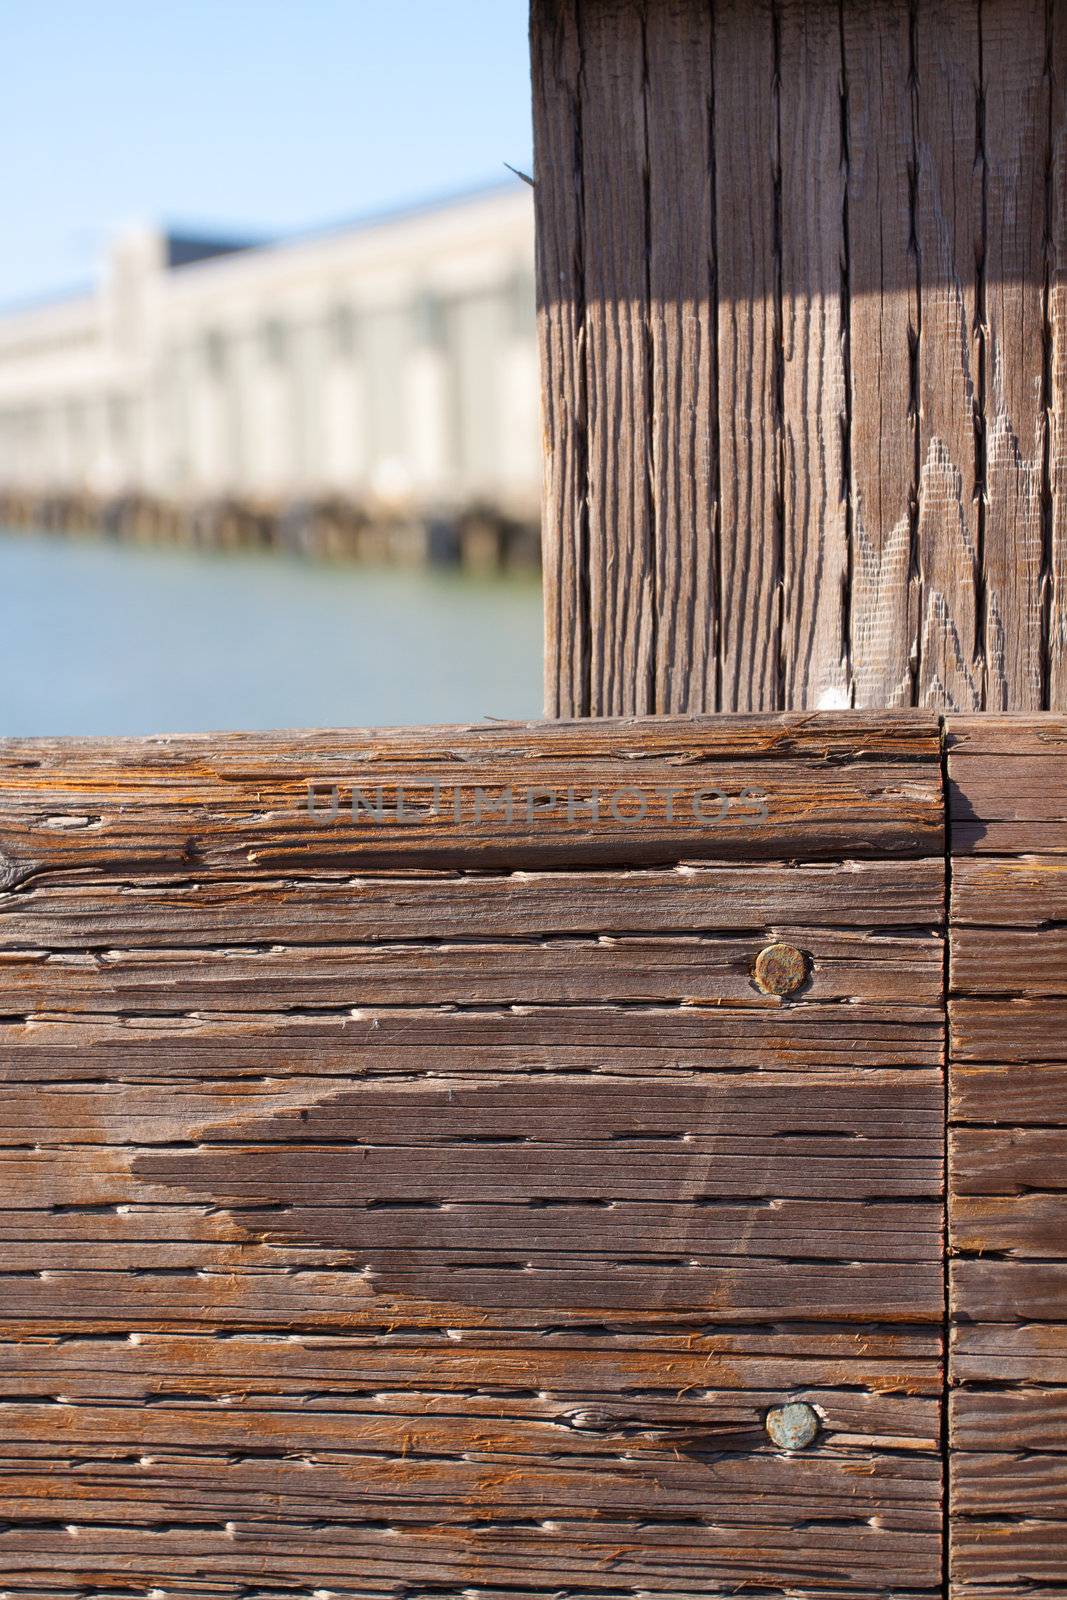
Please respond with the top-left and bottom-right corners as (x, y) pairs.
(1, 0), (532, 306)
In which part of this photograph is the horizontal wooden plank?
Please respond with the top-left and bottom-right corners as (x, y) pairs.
(951, 1516), (1067, 1589)
(950, 998), (1067, 1062)
(947, 716), (1067, 855)
(951, 1127), (1067, 1193)
(0, 1266), (944, 1331)
(952, 1322), (1067, 1385)
(951, 1259), (1067, 1322)
(0, 1325), (942, 1395)
(951, 1387), (1067, 1452)
(0, 1006), (946, 1080)
(0, 1326), (944, 1589)
(0, 927), (944, 1014)
(952, 818), (1067, 854)
(0, 717), (945, 881)
(0, 1446), (944, 1526)
(945, 716), (1067, 757)
(951, 926), (1067, 997)
(0, 1590), (943, 1600)
(951, 854), (1067, 927)
(0, 858), (947, 949)
(0, 1333), (941, 1454)
(0, 1392), (941, 1461)
(0, 1199), (945, 1262)
(7, 1142), (942, 1212)
(1, 1070), (946, 1148)
(951, 1062), (1067, 1125)
(0, 1516), (944, 1594)
(7, 714), (947, 767)
(950, 768), (1067, 829)
(953, 1450), (1067, 1515)
(953, 1191), (1067, 1255)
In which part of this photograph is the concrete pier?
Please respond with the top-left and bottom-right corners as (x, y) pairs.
(0, 186), (539, 561)
(0, 488), (540, 570)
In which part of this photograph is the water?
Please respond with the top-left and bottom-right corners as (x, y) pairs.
(0, 528), (544, 735)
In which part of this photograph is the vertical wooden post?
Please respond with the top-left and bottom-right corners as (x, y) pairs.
(532, 0), (1067, 715)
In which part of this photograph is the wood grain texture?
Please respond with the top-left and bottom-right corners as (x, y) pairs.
(531, 0), (588, 717)
(0, 1003), (946, 1080)
(646, 0), (717, 713)
(0, 1057), (941, 1324)
(913, 0), (983, 710)
(0, 716), (945, 1595)
(952, 1061), (1067, 1124)
(947, 714), (1067, 852)
(0, 1327), (943, 1595)
(950, 925), (1067, 995)
(950, 996), (1067, 1061)
(953, 1321), (1067, 1385)
(537, 0), (1065, 716)
(0, 929), (944, 1012)
(1052, 0), (1067, 706)
(981, 0), (1049, 711)
(0, 858), (946, 947)
(715, 0), (780, 713)
(951, 854), (1067, 925)
(0, 715), (945, 881)
(778, 0), (850, 710)
(845, 0), (918, 708)
(947, 714), (1067, 1594)
(579, 0), (654, 716)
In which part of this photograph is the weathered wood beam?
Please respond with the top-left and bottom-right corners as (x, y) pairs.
(947, 715), (1067, 1595)
(0, 714), (946, 1593)
(533, 0), (1067, 715)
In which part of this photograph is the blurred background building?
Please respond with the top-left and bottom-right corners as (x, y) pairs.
(0, 183), (539, 564)
(1, 0), (543, 735)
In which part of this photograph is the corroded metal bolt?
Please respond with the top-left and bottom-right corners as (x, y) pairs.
(765, 1401), (820, 1450)
(753, 942), (809, 996)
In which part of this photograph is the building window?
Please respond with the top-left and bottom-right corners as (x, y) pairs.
(412, 292), (445, 349)
(330, 304), (358, 359)
(261, 319), (288, 364)
(203, 329), (227, 378)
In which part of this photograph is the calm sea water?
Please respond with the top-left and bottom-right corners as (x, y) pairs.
(0, 528), (544, 736)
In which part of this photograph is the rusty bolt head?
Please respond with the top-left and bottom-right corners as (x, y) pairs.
(765, 1402), (820, 1450)
(753, 942), (809, 997)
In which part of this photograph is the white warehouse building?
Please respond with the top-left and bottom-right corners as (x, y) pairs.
(0, 184), (539, 534)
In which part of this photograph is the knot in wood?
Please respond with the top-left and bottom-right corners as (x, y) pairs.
(753, 942), (809, 996)
(560, 1406), (619, 1433)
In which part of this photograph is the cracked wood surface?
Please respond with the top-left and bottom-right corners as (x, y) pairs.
(777, 0), (850, 711)
(947, 715), (1067, 1595)
(844, 0), (917, 709)
(715, 0), (779, 714)
(0, 714), (944, 1596)
(536, 0), (1066, 715)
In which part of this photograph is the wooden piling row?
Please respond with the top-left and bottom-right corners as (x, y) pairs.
(0, 490), (541, 571)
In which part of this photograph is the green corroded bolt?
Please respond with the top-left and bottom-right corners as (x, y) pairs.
(765, 1401), (820, 1450)
(752, 942), (809, 997)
